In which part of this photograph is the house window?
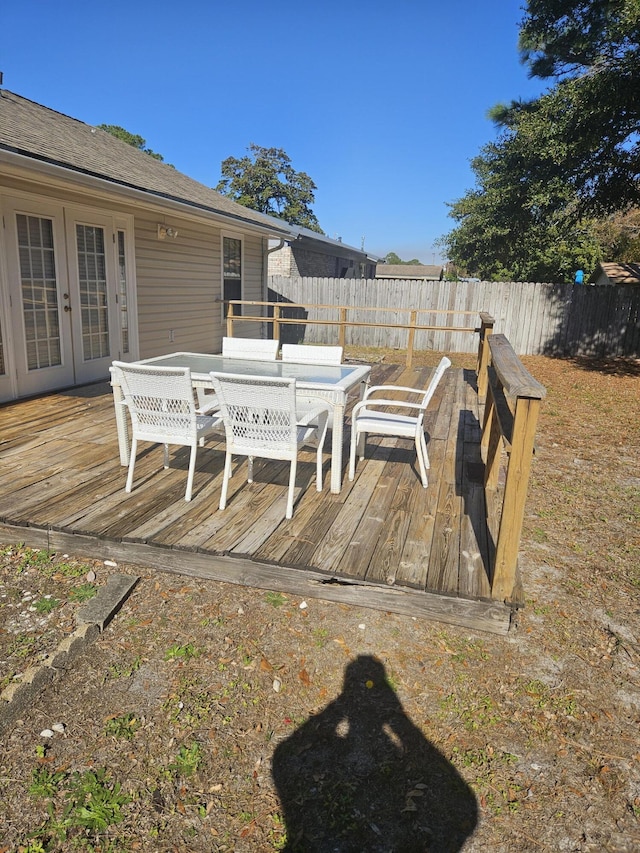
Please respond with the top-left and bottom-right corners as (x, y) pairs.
(223, 236), (242, 317)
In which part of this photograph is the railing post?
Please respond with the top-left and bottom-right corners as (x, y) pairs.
(273, 304), (281, 343)
(477, 313), (494, 399)
(406, 310), (417, 367)
(339, 307), (347, 349)
(491, 395), (541, 601)
(226, 303), (235, 337)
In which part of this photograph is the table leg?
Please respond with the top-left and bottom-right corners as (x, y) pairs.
(330, 401), (346, 493)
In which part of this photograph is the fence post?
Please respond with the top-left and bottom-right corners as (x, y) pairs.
(476, 313), (494, 399)
(272, 304), (281, 343)
(406, 310), (417, 367)
(338, 307), (347, 349)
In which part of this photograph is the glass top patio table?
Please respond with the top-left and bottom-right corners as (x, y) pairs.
(138, 352), (360, 389)
(112, 352), (371, 494)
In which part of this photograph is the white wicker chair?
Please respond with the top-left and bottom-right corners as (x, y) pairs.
(348, 356), (451, 488)
(210, 372), (330, 519)
(196, 337), (280, 415)
(281, 344), (343, 365)
(222, 336), (279, 360)
(112, 361), (221, 501)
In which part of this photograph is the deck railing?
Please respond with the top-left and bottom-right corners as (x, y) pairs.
(226, 299), (494, 375)
(227, 301), (544, 604)
(481, 334), (547, 602)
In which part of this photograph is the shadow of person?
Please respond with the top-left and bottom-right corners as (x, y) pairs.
(272, 655), (477, 852)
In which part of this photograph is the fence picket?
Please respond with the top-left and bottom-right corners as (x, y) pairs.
(268, 276), (640, 357)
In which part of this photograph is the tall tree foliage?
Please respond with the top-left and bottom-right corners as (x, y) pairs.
(216, 144), (323, 232)
(442, 0), (640, 281)
(99, 125), (166, 162)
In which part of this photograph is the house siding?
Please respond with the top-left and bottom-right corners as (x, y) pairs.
(0, 168), (270, 400)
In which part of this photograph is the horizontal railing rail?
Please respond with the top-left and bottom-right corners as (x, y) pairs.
(225, 299), (494, 376)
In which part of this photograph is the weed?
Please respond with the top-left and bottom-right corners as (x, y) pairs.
(105, 712), (141, 740)
(313, 627), (329, 647)
(30, 767), (130, 847)
(69, 582), (98, 602)
(107, 656), (142, 680)
(265, 591), (287, 607)
(170, 741), (203, 777)
(8, 633), (36, 659)
(34, 595), (60, 614)
(164, 642), (199, 661)
(28, 766), (67, 798)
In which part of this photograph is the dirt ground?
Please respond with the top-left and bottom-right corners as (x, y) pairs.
(0, 352), (639, 852)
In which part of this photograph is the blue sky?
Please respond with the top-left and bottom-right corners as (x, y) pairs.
(3, 0), (547, 263)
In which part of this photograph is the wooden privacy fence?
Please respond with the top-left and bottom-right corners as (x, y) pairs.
(226, 299), (495, 370)
(481, 334), (547, 601)
(268, 275), (640, 357)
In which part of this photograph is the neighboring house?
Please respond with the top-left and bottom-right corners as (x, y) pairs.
(268, 226), (378, 279)
(589, 262), (640, 286)
(375, 263), (444, 281)
(0, 90), (293, 402)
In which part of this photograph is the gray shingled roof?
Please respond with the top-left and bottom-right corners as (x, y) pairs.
(376, 264), (443, 279)
(594, 262), (640, 285)
(0, 89), (292, 236)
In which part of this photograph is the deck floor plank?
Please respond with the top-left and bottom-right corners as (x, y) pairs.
(0, 367), (515, 632)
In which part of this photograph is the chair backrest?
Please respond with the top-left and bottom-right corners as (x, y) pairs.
(419, 356), (452, 414)
(210, 372), (298, 456)
(113, 361), (196, 442)
(281, 344), (343, 365)
(222, 337), (279, 361)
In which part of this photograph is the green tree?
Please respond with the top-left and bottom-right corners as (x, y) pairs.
(441, 0), (640, 280)
(384, 252), (423, 264)
(512, 0), (640, 215)
(442, 97), (602, 281)
(98, 125), (167, 162)
(216, 144), (323, 232)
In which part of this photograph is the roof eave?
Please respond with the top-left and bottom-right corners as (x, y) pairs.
(0, 146), (294, 239)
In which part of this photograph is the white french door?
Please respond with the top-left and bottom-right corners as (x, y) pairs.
(1, 197), (133, 399)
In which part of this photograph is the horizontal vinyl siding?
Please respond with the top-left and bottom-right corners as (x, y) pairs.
(135, 214), (222, 357)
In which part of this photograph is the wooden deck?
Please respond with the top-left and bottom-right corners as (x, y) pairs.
(0, 363), (518, 634)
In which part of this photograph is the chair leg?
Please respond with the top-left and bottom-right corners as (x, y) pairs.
(415, 436), (429, 488)
(220, 452), (233, 510)
(348, 426), (359, 481)
(125, 438), (138, 493)
(163, 443), (170, 469)
(247, 455), (254, 484)
(286, 458), (297, 519)
(185, 445), (197, 501)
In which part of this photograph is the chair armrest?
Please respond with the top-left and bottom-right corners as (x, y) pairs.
(352, 398), (424, 417)
(363, 384), (425, 400)
(296, 403), (331, 426)
(196, 398), (220, 415)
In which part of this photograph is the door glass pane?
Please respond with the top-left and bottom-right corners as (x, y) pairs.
(16, 214), (61, 370)
(76, 224), (110, 361)
(117, 230), (129, 354)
